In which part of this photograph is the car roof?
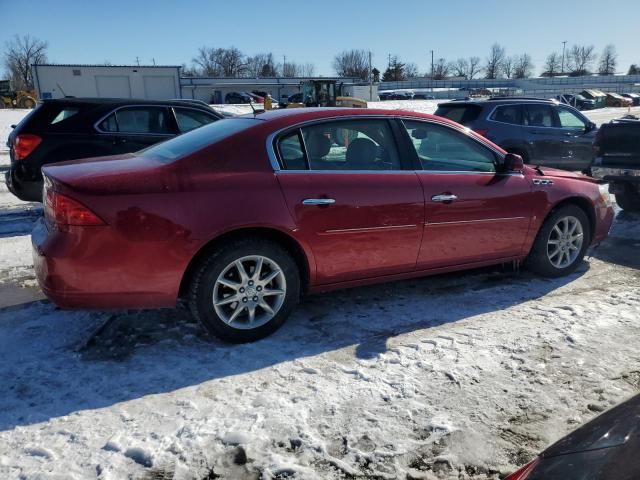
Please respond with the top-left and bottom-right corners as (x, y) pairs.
(246, 107), (443, 123)
(42, 97), (212, 107)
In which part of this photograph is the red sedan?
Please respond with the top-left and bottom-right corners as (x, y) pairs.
(32, 108), (614, 342)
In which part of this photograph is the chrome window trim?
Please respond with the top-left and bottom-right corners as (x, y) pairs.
(93, 104), (176, 136)
(265, 114), (506, 172)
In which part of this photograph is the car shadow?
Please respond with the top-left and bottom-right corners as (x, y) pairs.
(591, 211), (640, 270)
(0, 206), (42, 238)
(0, 262), (589, 432)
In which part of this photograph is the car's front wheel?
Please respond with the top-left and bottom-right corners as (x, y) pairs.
(526, 205), (591, 277)
(189, 238), (300, 343)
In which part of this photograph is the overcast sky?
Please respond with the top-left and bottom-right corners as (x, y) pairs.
(3, 0), (638, 76)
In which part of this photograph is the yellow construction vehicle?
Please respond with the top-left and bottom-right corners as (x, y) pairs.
(0, 80), (38, 109)
(286, 79), (367, 108)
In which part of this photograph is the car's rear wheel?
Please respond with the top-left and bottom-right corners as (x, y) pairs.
(615, 186), (640, 212)
(189, 238), (300, 343)
(526, 205), (591, 277)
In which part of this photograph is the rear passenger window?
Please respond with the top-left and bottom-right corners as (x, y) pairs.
(50, 108), (79, 125)
(402, 120), (496, 172)
(490, 105), (522, 125)
(524, 105), (555, 128)
(299, 120), (401, 171)
(277, 131), (307, 170)
(98, 107), (171, 134)
(434, 104), (483, 125)
(174, 108), (217, 133)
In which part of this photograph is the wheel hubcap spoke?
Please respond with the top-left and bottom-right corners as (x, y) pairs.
(212, 255), (287, 330)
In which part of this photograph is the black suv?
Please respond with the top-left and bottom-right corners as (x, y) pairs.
(434, 98), (597, 171)
(5, 98), (223, 202)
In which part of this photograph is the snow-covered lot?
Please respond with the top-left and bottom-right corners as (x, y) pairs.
(0, 106), (639, 480)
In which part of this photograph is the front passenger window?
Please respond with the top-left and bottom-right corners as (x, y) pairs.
(402, 120), (496, 172)
(557, 108), (587, 129)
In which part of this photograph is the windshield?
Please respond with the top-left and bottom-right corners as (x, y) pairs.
(139, 118), (259, 163)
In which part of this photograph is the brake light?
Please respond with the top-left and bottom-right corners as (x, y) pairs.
(593, 128), (604, 156)
(45, 190), (105, 226)
(472, 128), (489, 137)
(13, 134), (42, 160)
(503, 458), (540, 480)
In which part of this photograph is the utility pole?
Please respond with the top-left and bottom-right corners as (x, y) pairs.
(283, 55), (286, 76)
(430, 50), (434, 79)
(136, 56), (140, 66)
(388, 53), (391, 70)
(561, 41), (567, 73)
(368, 51), (373, 101)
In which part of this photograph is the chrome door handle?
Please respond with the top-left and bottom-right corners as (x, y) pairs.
(302, 198), (336, 206)
(431, 194), (458, 202)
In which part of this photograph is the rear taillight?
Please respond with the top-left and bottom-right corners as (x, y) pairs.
(593, 128), (604, 156)
(472, 128), (489, 137)
(503, 458), (540, 480)
(13, 134), (42, 160)
(45, 190), (105, 226)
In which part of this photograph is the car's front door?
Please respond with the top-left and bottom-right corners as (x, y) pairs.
(400, 119), (534, 269)
(554, 105), (595, 171)
(94, 106), (176, 154)
(274, 118), (424, 284)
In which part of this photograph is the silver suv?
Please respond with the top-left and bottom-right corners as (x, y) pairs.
(435, 98), (597, 171)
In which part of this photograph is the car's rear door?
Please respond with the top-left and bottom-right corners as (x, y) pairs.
(94, 105), (176, 154)
(274, 118), (424, 284)
(399, 119), (533, 269)
(522, 103), (565, 166)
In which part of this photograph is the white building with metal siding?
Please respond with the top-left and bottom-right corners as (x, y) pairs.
(31, 64), (182, 100)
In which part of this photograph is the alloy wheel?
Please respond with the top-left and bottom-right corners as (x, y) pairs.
(547, 216), (584, 269)
(212, 255), (287, 329)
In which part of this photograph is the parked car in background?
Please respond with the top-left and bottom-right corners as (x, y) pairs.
(504, 394), (640, 480)
(32, 108), (613, 343)
(5, 98), (222, 202)
(556, 93), (595, 110)
(581, 89), (607, 108)
(413, 93), (436, 100)
(434, 97), (597, 171)
(591, 117), (640, 211)
(225, 92), (253, 104)
(245, 92), (264, 103)
(621, 92), (640, 106)
(605, 92), (633, 107)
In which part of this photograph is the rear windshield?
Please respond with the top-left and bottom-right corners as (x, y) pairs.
(139, 118), (259, 162)
(434, 104), (483, 125)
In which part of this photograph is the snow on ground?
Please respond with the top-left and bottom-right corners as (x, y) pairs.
(0, 106), (640, 479)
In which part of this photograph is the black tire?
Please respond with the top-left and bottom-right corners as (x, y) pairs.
(526, 205), (591, 278)
(189, 238), (300, 343)
(615, 186), (640, 212)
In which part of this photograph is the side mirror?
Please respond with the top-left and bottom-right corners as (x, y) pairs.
(503, 153), (524, 173)
(585, 122), (597, 133)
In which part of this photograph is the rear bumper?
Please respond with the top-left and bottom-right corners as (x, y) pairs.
(31, 218), (183, 309)
(5, 169), (43, 202)
(591, 166), (640, 185)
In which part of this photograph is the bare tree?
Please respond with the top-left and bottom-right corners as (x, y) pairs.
(513, 53), (534, 79)
(245, 53), (278, 77)
(192, 46), (247, 77)
(484, 43), (506, 79)
(629, 64), (640, 75)
(502, 56), (514, 79)
(432, 58), (449, 80)
(542, 52), (561, 77)
(405, 62), (419, 78)
(192, 47), (224, 76)
(299, 63), (315, 77)
(3, 35), (48, 89)
(467, 56), (481, 79)
(333, 49), (369, 80)
(598, 44), (617, 75)
(451, 58), (469, 78)
(567, 44), (596, 76)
